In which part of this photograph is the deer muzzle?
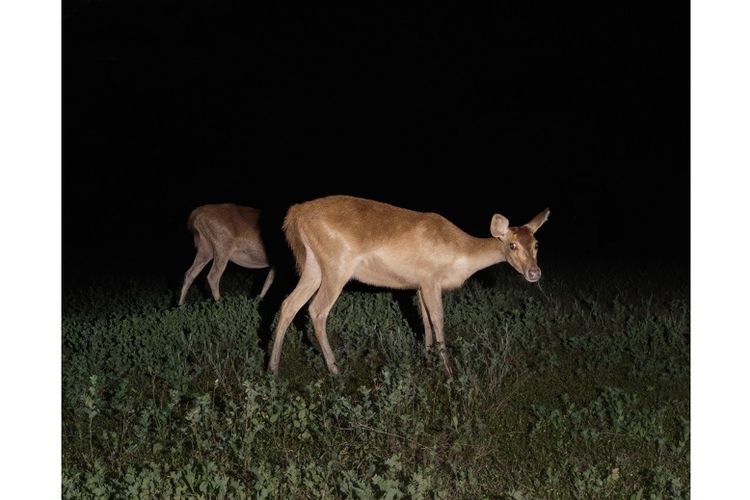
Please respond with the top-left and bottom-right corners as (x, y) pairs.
(525, 266), (541, 282)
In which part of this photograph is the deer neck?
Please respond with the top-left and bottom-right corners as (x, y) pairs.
(461, 236), (506, 274)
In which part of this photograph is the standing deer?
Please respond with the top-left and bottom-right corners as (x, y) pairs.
(268, 195), (550, 376)
(178, 204), (275, 306)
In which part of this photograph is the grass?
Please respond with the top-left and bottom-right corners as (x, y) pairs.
(62, 261), (689, 498)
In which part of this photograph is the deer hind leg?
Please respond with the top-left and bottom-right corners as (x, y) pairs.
(206, 247), (231, 301)
(268, 249), (322, 375)
(259, 267), (275, 299)
(416, 290), (434, 351)
(307, 265), (352, 375)
(419, 284), (453, 376)
(179, 237), (213, 306)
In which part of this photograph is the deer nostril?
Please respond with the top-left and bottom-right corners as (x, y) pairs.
(527, 267), (541, 281)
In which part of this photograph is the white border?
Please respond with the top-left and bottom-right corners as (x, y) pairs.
(692, 0), (750, 496)
(0, 1), (61, 497)
(0, 0), (743, 495)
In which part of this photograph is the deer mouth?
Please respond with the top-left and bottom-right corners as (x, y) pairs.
(525, 267), (542, 282)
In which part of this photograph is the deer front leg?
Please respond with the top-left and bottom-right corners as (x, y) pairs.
(419, 285), (453, 377)
(417, 290), (434, 351)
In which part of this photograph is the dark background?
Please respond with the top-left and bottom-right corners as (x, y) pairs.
(63, 1), (688, 287)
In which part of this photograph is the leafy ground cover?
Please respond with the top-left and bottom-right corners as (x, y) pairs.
(62, 260), (689, 498)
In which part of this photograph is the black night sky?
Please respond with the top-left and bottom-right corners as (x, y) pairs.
(63, 1), (688, 286)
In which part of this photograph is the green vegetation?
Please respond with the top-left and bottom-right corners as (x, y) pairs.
(62, 263), (689, 498)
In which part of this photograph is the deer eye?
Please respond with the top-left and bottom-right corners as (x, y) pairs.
(509, 243), (517, 251)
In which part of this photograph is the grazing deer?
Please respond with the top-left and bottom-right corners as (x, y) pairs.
(178, 204), (275, 306)
(268, 195), (549, 376)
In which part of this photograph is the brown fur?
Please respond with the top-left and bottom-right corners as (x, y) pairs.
(282, 203), (307, 273)
(269, 195), (549, 376)
(178, 204), (275, 305)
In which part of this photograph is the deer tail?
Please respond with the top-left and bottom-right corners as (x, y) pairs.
(282, 204), (307, 274)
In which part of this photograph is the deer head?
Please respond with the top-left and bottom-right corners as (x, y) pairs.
(490, 208), (550, 282)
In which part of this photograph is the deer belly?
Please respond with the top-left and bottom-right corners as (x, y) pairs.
(352, 255), (417, 289)
(230, 249), (268, 269)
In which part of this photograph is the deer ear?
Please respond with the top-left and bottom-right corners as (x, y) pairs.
(490, 214), (510, 239)
(525, 208), (550, 234)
